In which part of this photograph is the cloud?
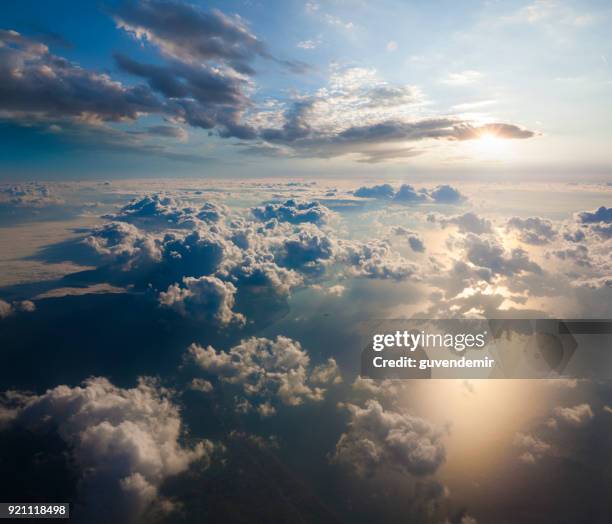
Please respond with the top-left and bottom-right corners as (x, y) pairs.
(507, 216), (558, 244)
(331, 400), (445, 477)
(442, 70), (483, 86)
(187, 336), (333, 412)
(0, 182), (64, 207)
(0, 30), (162, 123)
(428, 212), (493, 234)
(310, 358), (342, 385)
(343, 240), (418, 280)
(189, 378), (214, 393)
(514, 432), (551, 464)
(354, 184), (395, 199)
(550, 403), (594, 427)
(112, 0), (299, 75)
(159, 275), (244, 325)
(257, 66), (535, 160)
(577, 206), (612, 224)
(252, 199), (333, 225)
(106, 193), (227, 226)
(0, 299), (35, 319)
(393, 184), (431, 203)
(353, 183), (466, 204)
(1, 377), (213, 522)
(462, 234), (542, 277)
(392, 226), (425, 252)
(83, 221), (162, 271)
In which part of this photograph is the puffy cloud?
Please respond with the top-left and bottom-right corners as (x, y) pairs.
(219, 252), (304, 295)
(187, 336), (332, 411)
(0, 299), (36, 319)
(354, 184), (395, 199)
(429, 185), (466, 204)
(1, 377), (213, 523)
(392, 226), (425, 252)
(343, 240), (418, 280)
(310, 358), (342, 385)
(0, 182), (64, 207)
(514, 432), (551, 464)
(550, 403), (594, 427)
(428, 211), (493, 234)
(352, 183), (466, 205)
(159, 275), (244, 325)
(577, 206), (612, 224)
(462, 234), (542, 277)
(276, 225), (337, 273)
(189, 378), (213, 393)
(83, 221), (162, 270)
(576, 206), (612, 239)
(507, 216), (558, 245)
(107, 193), (227, 226)
(252, 199), (333, 225)
(331, 400), (445, 477)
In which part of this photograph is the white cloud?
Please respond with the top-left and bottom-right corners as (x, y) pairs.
(442, 70), (483, 86)
(2, 377), (214, 522)
(187, 336), (337, 413)
(331, 400), (445, 477)
(159, 275), (244, 325)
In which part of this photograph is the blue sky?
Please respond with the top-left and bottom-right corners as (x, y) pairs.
(1, 0), (611, 178)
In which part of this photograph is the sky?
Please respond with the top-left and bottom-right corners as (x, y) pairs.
(0, 3), (611, 524)
(1, 0), (611, 179)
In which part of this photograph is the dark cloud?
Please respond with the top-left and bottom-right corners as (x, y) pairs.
(0, 30), (162, 123)
(114, 0), (284, 75)
(463, 234), (542, 277)
(331, 400), (446, 477)
(354, 184), (395, 199)
(392, 226), (425, 252)
(106, 193), (227, 227)
(394, 184), (430, 203)
(451, 122), (535, 140)
(252, 199), (333, 225)
(507, 216), (558, 245)
(428, 212), (493, 234)
(429, 185), (465, 204)
(1, 377), (214, 523)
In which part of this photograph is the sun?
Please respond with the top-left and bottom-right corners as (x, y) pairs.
(472, 131), (507, 157)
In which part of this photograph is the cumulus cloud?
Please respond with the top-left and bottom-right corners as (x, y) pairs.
(514, 432), (551, 464)
(310, 358), (342, 385)
(393, 184), (431, 204)
(1, 377), (213, 523)
(187, 336), (337, 412)
(83, 221), (162, 270)
(343, 240), (418, 280)
(0, 299), (36, 319)
(252, 199), (333, 225)
(0, 182), (64, 207)
(428, 212), (493, 234)
(550, 403), (594, 427)
(507, 216), (558, 245)
(159, 275), (244, 325)
(462, 234), (542, 277)
(354, 184), (395, 199)
(352, 183), (465, 204)
(392, 226), (425, 252)
(106, 193), (227, 227)
(331, 400), (445, 477)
